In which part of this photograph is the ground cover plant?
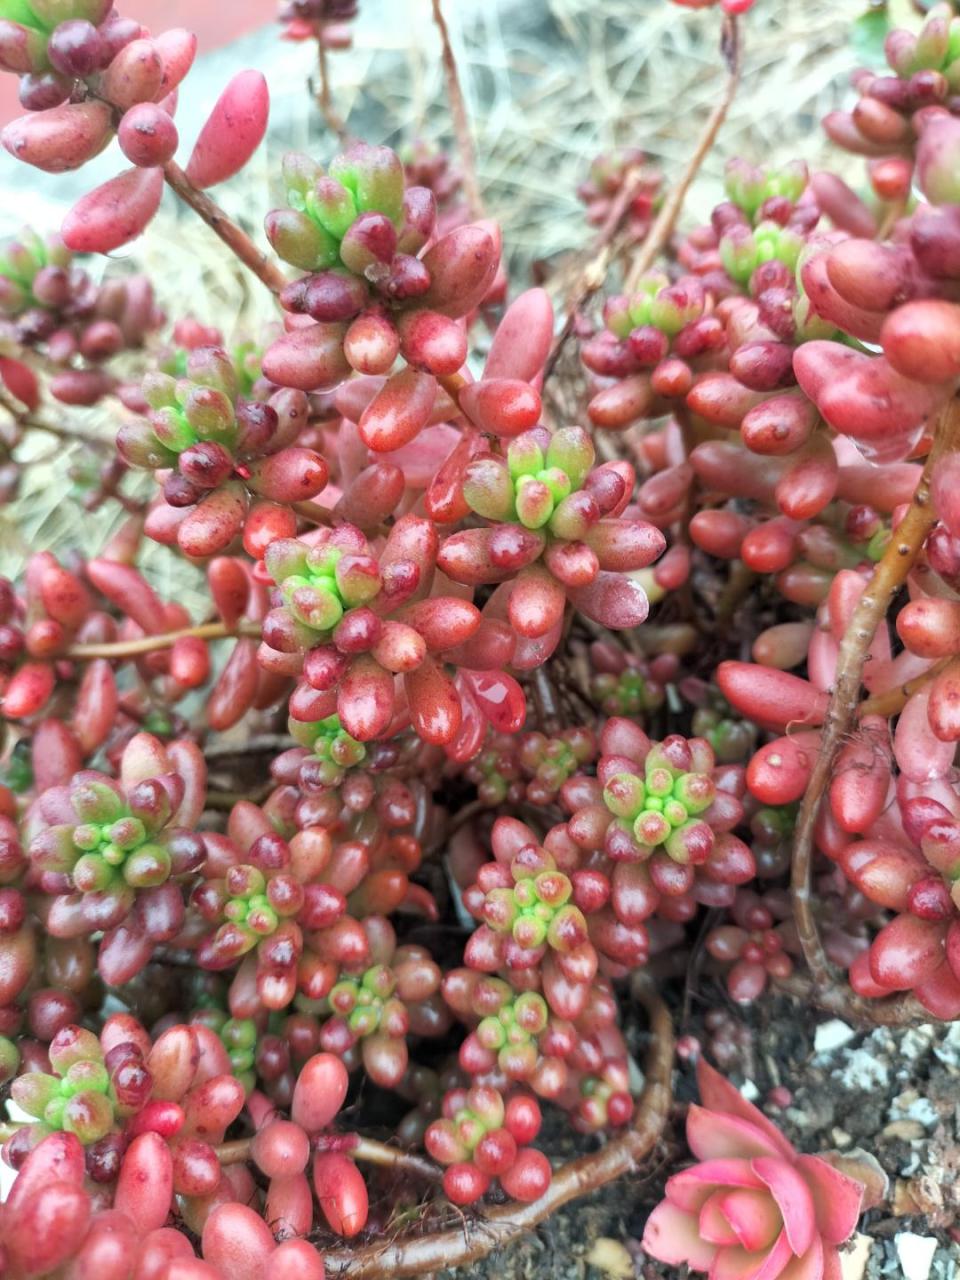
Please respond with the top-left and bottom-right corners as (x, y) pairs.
(0, 0), (957, 1275)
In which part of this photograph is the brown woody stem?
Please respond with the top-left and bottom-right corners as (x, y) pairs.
(624, 13), (742, 293)
(430, 0), (483, 219)
(323, 978), (673, 1278)
(162, 161), (287, 296)
(67, 620), (261, 661)
(790, 396), (960, 996)
(774, 974), (927, 1028)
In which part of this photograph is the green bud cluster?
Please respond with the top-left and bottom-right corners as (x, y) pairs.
(11, 1027), (114, 1145)
(690, 704), (757, 765)
(466, 742), (523, 807)
(266, 534), (382, 637)
(269, 143), (406, 273)
(884, 4), (960, 85)
(141, 347), (242, 458)
(65, 779), (174, 894)
(0, 228), (71, 318)
(481, 852), (587, 953)
(327, 963), (407, 1039)
(723, 158), (808, 222)
(518, 729), (596, 801)
(602, 743), (716, 862)
(719, 222), (804, 287)
(426, 1084), (507, 1165)
(473, 980), (550, 1078)
(592, 668), (664, 718)
(604, 272), (705, 339)
(223, 865), (281, 939)
(463, 427), (596, 535)
(159, 339), (262, 400)
(288, 713), (366, 784)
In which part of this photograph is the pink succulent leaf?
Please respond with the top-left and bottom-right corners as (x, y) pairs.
(687, 1105), (789, 1162)
(794, 1155), (864, 1246)
(710, 1228), (793, 1280)
(119, 733), (170, 786)
(697, 1060), (797, 1159)
(717, 1188), (783, 1253)
(184, 70), (269, 189)
(62, 166), (164, 255)
(700, 1191), (743, 1247)
(642, 1200), (719, 1270)
(821, 1245), (842, 1280)
(777, 1236), (825, 1280)
(667, 1158), (766, 1213)
(751, 1157), (816, 1256)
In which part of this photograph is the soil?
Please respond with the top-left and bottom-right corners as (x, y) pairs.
(436, 986), (960, 1280)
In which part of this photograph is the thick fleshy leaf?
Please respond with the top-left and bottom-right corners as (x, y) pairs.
(185, 70), (269, 189)
(62, 166), (164, 254)
(697, 1061), (797, 1159)
(687, 1106), (787, 1163)
(793, 1155), (863, 1246)
(751, 1158), (816, 1256)
(667, 1159), (766, 1213)
(718, 1189), (782, 1253)
(642, 1200), (718, 1270)
(700, 1192), (742, 1247)
(821, 1246), (842, 1280)
(777, 1237), (824, 1280)
(567, 571), (649, 629)
(710, 1229), (794, 1280)
(1, 101), (112, 173)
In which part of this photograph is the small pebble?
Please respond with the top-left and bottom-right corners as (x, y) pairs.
(839, 1233), (872, 1280)
(894, 1232), (937, 1280)
(585, 1237), (633, 1278)
(814, 1019), (856, 1053)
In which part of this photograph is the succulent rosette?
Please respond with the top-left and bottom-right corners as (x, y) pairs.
(642, 1058), (864, 1278)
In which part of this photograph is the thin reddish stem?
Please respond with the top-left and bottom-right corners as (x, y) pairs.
(315, 31), (349, 142)
(162, 161), (287, 296)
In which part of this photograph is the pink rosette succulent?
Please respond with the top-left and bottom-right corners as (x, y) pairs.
(642, 1058), (863, 1279)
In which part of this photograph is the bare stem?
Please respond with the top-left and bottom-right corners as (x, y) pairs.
(323, 978), (674, 1278)
(162, 161), (287, 296)
(430, 0), (483, 219)
(67, 620), (261, 661)
(623, 14), (742, 293)
(351, 1136), (443, 1183)
(315, 32), (349, 142)
(215, 1134), (443, 1183)
(790, 396), (960, 994)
